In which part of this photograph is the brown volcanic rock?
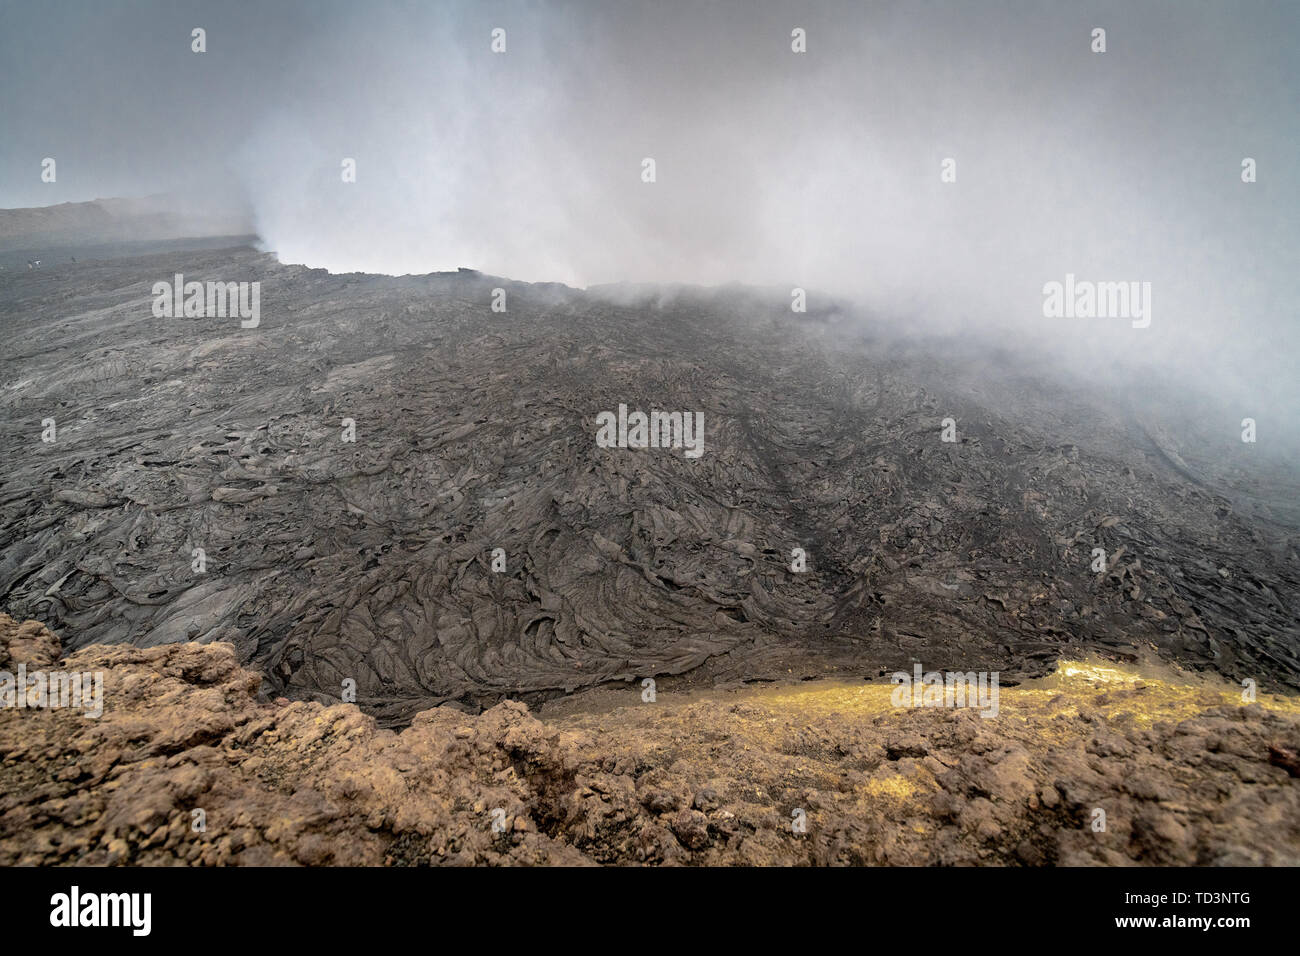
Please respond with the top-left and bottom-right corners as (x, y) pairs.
(0, 614), (592, 865)
(3, 614), (1299, 866)
(0, 616), (61, 670)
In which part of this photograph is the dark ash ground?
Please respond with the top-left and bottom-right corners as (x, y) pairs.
(1, 241), (1298, 729)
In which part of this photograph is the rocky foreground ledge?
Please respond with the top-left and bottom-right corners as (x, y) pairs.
(1, 612), (1297, 866)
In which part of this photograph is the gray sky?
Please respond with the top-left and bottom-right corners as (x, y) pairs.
(2, 0), (1297, 413)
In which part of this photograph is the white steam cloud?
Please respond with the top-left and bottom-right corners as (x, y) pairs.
(2, 0), (1295, 424)
(230, 1), (1297, 418)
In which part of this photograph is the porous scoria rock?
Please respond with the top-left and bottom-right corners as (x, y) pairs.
(0, 613), (591, 865)
(2, 613), (1298, 866)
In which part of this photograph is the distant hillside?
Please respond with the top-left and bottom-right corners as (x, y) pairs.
(0, 195), (255, 249)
